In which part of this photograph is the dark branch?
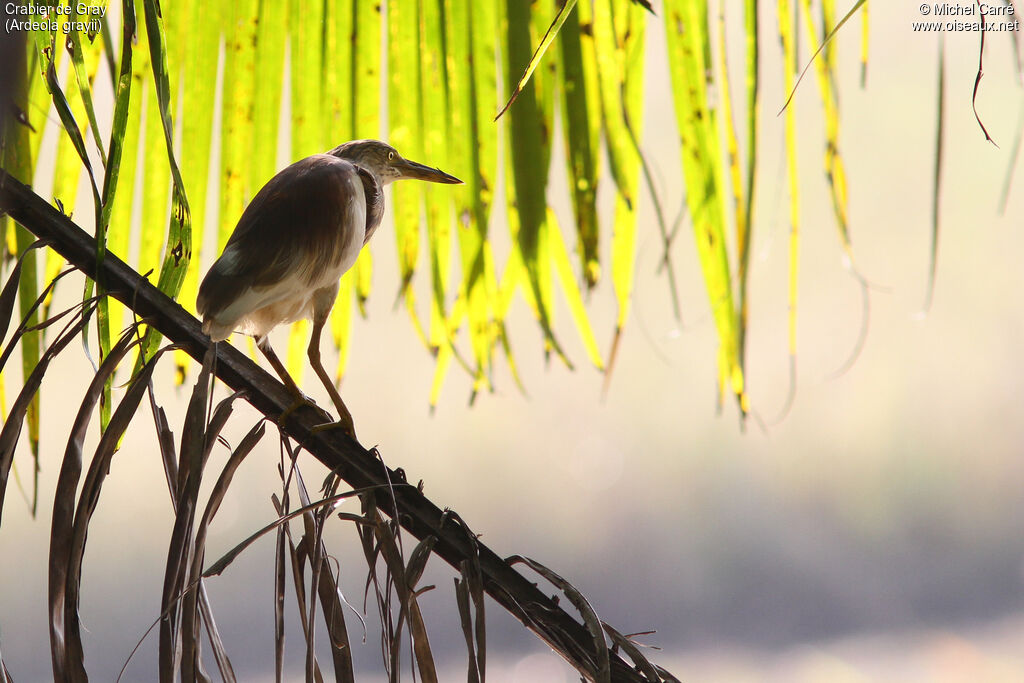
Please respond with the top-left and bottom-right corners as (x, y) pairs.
(0, 168), (665, 683)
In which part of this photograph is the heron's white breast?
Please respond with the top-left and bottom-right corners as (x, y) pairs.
(309, 172), (366, 289)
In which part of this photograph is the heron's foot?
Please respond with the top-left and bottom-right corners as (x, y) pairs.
(310, 416), (357, 441)
(277, 392), (333, 427)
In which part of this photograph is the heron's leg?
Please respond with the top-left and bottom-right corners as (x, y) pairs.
(306, 315), (357, 439)
(256, 337), (302, 395)
(257, 336), (331, 424)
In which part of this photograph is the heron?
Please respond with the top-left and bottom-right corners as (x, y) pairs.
(197, 140), (462, 439)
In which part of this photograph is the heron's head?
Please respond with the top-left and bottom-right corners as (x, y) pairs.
(329, 139), (463, 186)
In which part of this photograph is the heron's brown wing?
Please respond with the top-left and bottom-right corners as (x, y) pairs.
(197, 154), (365, 319)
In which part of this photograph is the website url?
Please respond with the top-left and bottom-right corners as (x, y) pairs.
(912, 19), (1021, 30)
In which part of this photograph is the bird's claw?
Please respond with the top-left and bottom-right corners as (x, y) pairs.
(276, 392), (358, 441)
(277, 392), (333, 427)
(310, 417), (357, 441)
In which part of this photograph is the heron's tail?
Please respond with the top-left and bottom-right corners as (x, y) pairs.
(202, 317), (234, 342)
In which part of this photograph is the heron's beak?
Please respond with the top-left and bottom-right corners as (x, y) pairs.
(396, 158), (463, 184)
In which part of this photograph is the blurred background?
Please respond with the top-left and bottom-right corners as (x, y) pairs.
(2, 3), (1024, 681)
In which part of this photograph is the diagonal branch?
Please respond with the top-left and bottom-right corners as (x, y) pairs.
(0, 168), (667, 682)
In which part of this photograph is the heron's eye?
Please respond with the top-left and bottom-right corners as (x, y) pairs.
(388, 151), (395, 161)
